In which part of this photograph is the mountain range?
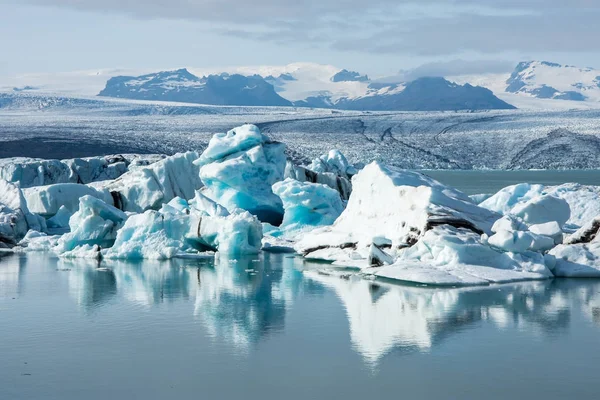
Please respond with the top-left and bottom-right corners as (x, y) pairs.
(4, 61), (600, 111)
(98, 68), (514, 111)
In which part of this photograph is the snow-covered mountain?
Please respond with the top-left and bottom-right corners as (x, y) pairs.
(96, 65), (513, 111)
(505, 61), (600, 102)
(98, 68), (292, 107)
(4, 60), (600, 111)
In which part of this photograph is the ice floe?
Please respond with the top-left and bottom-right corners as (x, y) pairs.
(0, 179), (46, 247)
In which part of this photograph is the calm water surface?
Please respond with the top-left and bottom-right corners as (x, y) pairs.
(424, 169), (600, 195)
(1, 252), (600, 399)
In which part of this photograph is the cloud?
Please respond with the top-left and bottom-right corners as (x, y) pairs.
(7, 0), (600, 57)
(375, 60), (515, 83)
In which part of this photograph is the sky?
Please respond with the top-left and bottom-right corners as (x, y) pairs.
(1, 0), (600, 77)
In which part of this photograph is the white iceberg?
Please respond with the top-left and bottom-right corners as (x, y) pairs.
(23, 183), (113, 217)
(197, 125), (286, 224)
(55, 195), (128, 254)
(0, 179), (46, 247)
(546, 217), (600, 277)
(106, 151), (202, 213)
(296, 162), (499, 263)
(272, 178), (344, 235)
(371, 226), (553, 286)
(0, 154), (162, 189)
(480, 182), (599, 229)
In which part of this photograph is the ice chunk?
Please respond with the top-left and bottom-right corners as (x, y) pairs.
(511, 194), (570, 228)
(272, 178), (343, 234)
(481, 182), (598, 229)
(368, 244), (394, 267)
(564, 217), (600, 245)
(371, 226), (552, 286)
(55, 195), (128, 253)
(196, 212), (263, 256)
(23, 183), (113, 217)
(47, 206), (73, 229)
(0, 154), (161, 188)
(197, 124), (269, 163)
(0, 179), (46, 247)
(198, 125), (286, 224)
(104, 207), (262, 259)
(285, 161), (352, 200)
(189, 191), (229, 217)
(487, 229), (555, 253)
(104, 210), (190, 260)
(60, 244), (102, 259)
(17, 230), (60, 252)
(106, 151), (202, 213)
(529, 221), (563, 245)
(548, 242), (600, 277)
(308, 149), (357, 178)
(491, 215), (528, 233)
(296, 162), (499, 262)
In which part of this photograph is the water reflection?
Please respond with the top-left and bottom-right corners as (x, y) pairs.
(194, 254), (305, 351)
(6, 252), (600, 367)
(304, 271), (599, 365)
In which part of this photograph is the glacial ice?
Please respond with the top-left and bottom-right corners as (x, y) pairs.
(104, 204), (262, 259)
(272, 178), (344, 235)
(296, 162), (499, 262)
(545, 217), (600, 277)
(285, 161), (352, 200)
(0, 179), (46, 247)
(23, 183), (113, 217)
(197, 125), (286, 224)
(308, 149), (357, 179)
(480, 183), (600, 229)
(0, 154), (163, 189)
(370, 226), (553, 286)
(106, 151), (202, 213)
(103, 210), (190, 260)
(55, 195), (128, 254)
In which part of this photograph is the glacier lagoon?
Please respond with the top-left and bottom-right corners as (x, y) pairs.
(2, 251), (600, 400)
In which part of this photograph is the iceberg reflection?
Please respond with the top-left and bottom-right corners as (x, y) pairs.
(58, 253), (600, 366)
(304, 270), (597, 365)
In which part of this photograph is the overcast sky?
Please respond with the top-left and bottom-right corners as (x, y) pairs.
(1, 0), (599, 76)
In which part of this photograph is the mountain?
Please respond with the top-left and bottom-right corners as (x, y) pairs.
(98, 69), (292, 107)
(338, 77), (515, 111)
(505, 61), (600, 102)
(96, 66), (512, 111)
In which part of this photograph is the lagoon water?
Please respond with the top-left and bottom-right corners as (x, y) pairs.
(2, 170), (600, 399)
(1, 252), (600, 400)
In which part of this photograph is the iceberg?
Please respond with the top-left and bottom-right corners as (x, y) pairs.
(272, 178), (344, 235)
(197, 125), (286, 224)
(370, 226), (553, 286)
(106, 151), (202, 213)
(296, 162), (499, 263)
(23, 183), (113, 217)
(104, 200), (262, 259)
(0, 154), (163, 189)
(0, 179), (46, 247)
(546, 217), (600, 277)
(480, 183), (600, 229)
(55, 195), (128, 254)
(308, 149), (357, 179)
